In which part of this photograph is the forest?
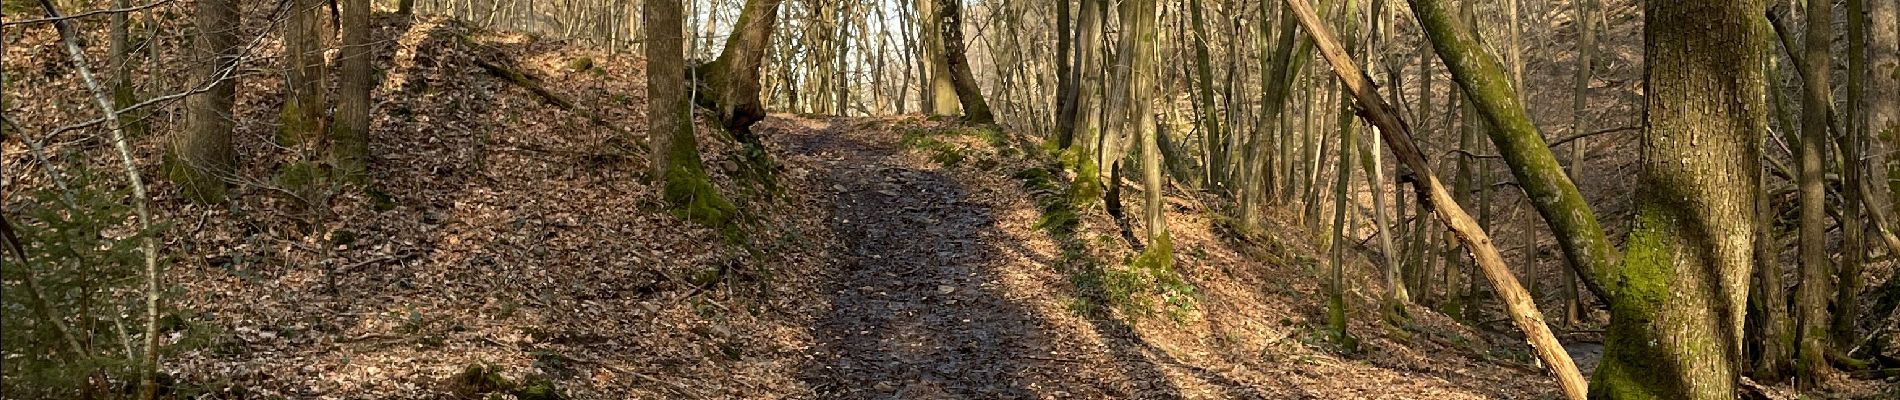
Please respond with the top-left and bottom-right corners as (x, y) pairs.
(2, 0), (1898, 398)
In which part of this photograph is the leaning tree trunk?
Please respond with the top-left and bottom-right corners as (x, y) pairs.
(1282, 0), (1587, 397)
(170, 0), (240, 203)
(334, 0), (371, 184)
(694, 0), (784, 140)
(647, 0), (737, 231)
(1404, 0), (1617, 305)
(936, 0), (992, 123)
(1590, 0), (1766, 398)
(36, 1), (164, 398)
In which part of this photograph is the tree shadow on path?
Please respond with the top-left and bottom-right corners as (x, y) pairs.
(781, 117), (1184, 399)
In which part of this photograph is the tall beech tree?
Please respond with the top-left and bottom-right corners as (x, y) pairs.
(917, 0), (959, 116)
(1590, 0), (1766, 397)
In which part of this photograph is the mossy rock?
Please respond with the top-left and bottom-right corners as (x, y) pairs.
(449, 364), (511, 397)
(511, 376), (563, 400)
(566, 57), (594, 72)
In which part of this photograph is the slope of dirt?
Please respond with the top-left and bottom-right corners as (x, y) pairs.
(6, 13), (838, 398)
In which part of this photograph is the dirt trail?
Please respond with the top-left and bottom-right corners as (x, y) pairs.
(779, 118), (1172, 399)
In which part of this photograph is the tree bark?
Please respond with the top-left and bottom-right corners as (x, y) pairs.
(1281, 0), (1587, 397)
(1876, 0), (1900, 228)
(1832, 0), (1870, 349)
(35, 1), (165, 398)
(647, 0), (736, 230)
(334, 0), (371, 184)
(171, 0), (240, 203)
(918, 0), (959, 116)
(1793, 0), (1835, 388)
(1590, 0), (1766, 397)
(282, 0), (327, 146)
(694, 0), (783, 139)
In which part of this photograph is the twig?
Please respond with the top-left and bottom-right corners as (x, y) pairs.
(3, 0), (176, 27)
(1545, 125), (1641, 148)
(37, 1), (161, 398)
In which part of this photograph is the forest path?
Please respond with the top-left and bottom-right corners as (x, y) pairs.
(773, 117), (1191, 399)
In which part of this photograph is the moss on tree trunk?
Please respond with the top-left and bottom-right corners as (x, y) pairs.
(1591, 1), (1766, 398)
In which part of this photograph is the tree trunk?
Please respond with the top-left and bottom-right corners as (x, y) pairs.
(1125, 0), (1170, 291)
(1405, 0), (1616, 305)
(171, 0), (240, 203)
(1054, 0), (1077, 147)
(1590, 0), (1766, 397)
(1793, 0), (1835, 388)
(35, 1), (164, 397)
(647, 0), (736, 230)
(936, 0), (992, 123)
(1281, 0), (1588, 396)
(334, 0), (371, 184)
(1876, 0), (1900, 227)
(1750, 76), (1793, 379)
(1326, 0), (1363, 345)
(1564, 0), (1597, 328)
(1833, 0), (1869, 349)
(693, 0), (782, 140)
(282, 0), (328, 147)
(1187, 0), (1224, 190)
(109, 0), (143, 138)
(918, 0), (959, 116)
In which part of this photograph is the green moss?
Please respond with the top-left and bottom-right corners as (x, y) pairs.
(661, 164), (742, 243)
(1589, 203), (1679, 399)
(276, 161), (328, 198)
(277, 99), (321, 146)
(1059, 146), (1103, 208)
(512, 376), (563, 400)
(449, 363), (512, 396)
(165, 151), (229, 204)
(566, 57), (595, 72)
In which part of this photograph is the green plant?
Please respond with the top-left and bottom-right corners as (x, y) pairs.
(2, 168), (176, 397)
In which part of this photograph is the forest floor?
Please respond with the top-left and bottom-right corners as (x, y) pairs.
(769, 115), (1564, 399)
(6, 11), (1897, 399)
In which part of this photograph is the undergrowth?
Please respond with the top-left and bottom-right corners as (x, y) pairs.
(2, 166), (235, 397)
(1005, 153), (1196, 321)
